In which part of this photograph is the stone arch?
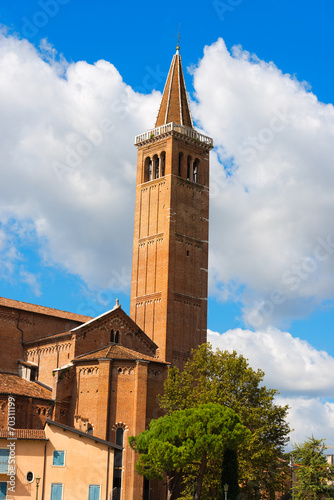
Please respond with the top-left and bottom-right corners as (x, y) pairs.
(144, 156), (152, 182)
(187, 155), (192, 180)
(193, 158), (200, 183)
(160, 151), (166, 176)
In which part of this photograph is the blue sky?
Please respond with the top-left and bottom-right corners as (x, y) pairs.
(1, 0), (334, 447)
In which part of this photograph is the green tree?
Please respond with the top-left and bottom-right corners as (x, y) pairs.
(129, 403), (250, 500)
(159, 343), (290, 499)
(292, 436), (334, 499)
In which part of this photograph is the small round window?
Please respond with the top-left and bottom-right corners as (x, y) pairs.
(26, 471), (34, 483)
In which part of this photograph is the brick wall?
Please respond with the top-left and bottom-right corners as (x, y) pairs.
(130, 132), (210, 368)
(0, 304), (84, 373)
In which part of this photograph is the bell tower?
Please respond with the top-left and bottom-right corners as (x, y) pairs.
(130, 45), (213, 368)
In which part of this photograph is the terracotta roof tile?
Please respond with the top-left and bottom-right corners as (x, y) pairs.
(0, 429), (46, 440)
(0, 296), (92, 323)
(74, 344), (166, 363)
(0, 373), (52, 400)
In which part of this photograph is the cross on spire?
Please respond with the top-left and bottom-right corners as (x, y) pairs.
(176, 24), (181, 52)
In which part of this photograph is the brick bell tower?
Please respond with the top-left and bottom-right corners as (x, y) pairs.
(130, 44), (213, 368)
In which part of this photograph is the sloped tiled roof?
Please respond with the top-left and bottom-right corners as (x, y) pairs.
(74, 344), (166, 364)
(0, 296), (91, 323)
(0, 429), (46, 440)
(0, 373), (52, 400)
(155, 47), (193, 128)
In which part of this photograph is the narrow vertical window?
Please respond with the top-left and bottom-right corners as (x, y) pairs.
(145, 157), (152, 182)
(116, 427), (124, 447)
(154, 155), (159, 179)
(161, 152), (166, 176)
(113, 428), (124, 500)
(110, 329), (114, 343)
(143, 477), (150, 500)
(193, 159), (199, 183)
(178, 152), (183, 177)
(115, 330), (119, 344)
(187, 156), (191, 180)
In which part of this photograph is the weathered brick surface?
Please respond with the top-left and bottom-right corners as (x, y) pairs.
(0, 300), (88, 373)
(130, 132), (210, 369)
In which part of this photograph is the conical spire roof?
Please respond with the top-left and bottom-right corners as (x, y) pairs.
(155, 47), (193, 129)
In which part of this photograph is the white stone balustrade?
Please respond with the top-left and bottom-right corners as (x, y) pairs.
(135, 122), (213, 148)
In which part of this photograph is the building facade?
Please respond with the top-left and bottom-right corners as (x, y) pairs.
(0, 45), (212, 500)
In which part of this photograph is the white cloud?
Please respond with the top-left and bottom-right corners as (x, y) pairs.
(193, 39), (334, 326)
(0, 32), (160, 291)
(276, 396), (334, 450)
(208, 327), (334, 448)
(1, 33), (334, 326)
(208, 327), (334, 397)
(19, 267), (41, 296)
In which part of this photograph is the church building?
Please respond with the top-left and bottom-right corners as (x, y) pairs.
(0, 44), (213, 500)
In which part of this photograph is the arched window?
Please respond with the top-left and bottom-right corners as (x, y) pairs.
(110, 329), (114, 343)
(116, 428), (124, 447)
(178, 152), (183, 177)
(154, 155), (159, 179)
(145, 157), (152, 182)
(187, 156), (192, 181)
(161, 152), (166, 177)
(193, 159), (200, 183)
(115, 330), (119, 344)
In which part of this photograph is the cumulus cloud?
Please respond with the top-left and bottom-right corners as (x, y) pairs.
(2, 32), (334, 327)
(208, 327), (334, 447)
(276, 396), (334, 450)
(192, 39), (334, 327)
(0, 32), (160, 292)
(208, 327), (334, 397)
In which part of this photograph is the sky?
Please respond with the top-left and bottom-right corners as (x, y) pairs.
(1, 0), (334, 450)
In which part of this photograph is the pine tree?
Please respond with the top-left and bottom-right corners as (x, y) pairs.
(292, 436), (334, 499)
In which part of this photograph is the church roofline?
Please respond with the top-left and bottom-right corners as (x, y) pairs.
(70, 303), (121, 332)
(0, 296), (92, 323)
(134, 121), (213, 149)
(71, 305), (158, 349)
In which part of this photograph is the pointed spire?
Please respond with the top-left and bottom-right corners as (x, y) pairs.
(155, 45), (193, 129)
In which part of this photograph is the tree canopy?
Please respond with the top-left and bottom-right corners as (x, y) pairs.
(129, 403), (249, 500)
(292, 436), (334, 499)
(159, 343), (290, 498)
